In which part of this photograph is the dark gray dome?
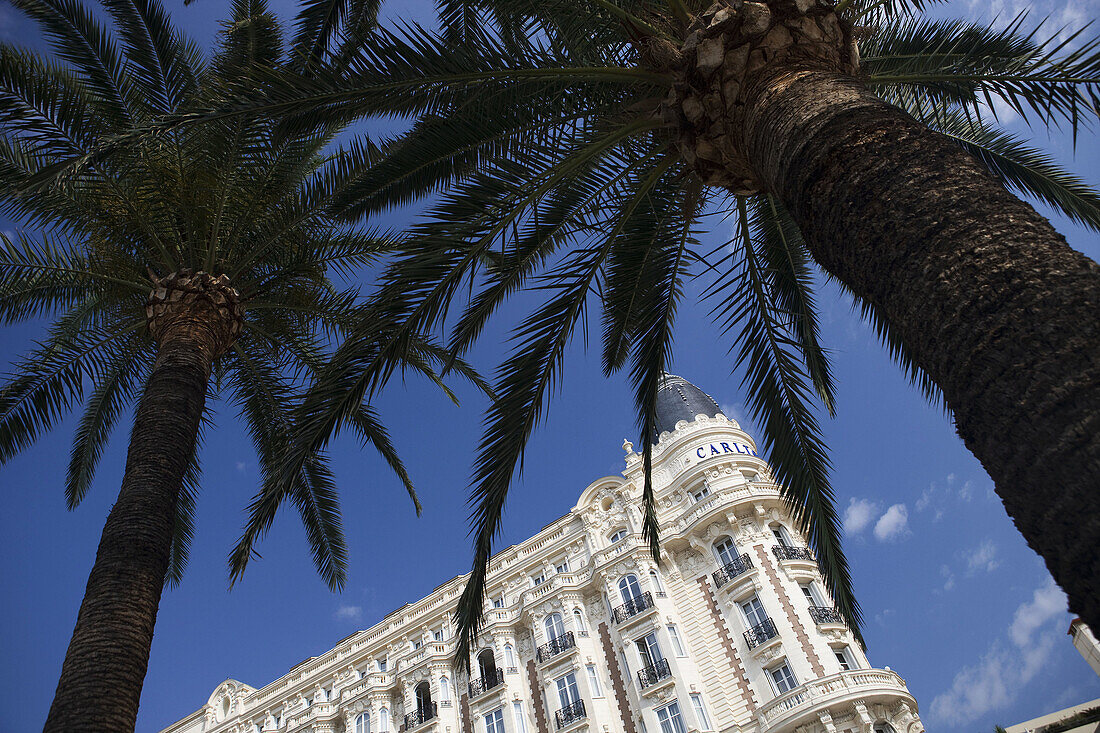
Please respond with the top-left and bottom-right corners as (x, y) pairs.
(653, 373), (722, 440)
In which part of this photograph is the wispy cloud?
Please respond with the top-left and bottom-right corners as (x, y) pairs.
(965, 540), (1000, 575)
(334, 605), (363, 622)
(916, 472), (980, 521)
(874, 503), (911, 542)
(929, 578), (1067, 727)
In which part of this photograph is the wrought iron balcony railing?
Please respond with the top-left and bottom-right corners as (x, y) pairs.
(403, 702), (437, 729)
(637, 658), (672, 688)
(468, 668), (504, 698)
(712, 554), (754, 588)
(772, 545), (814, 562)
(744, 618), (779, 649)
(537, 631), (576, 662)
(554, 700), (586, 729)
(808, 605), (844, 625)
(611, 592), (655, 624)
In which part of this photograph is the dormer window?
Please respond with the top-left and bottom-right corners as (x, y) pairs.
(556, 561), (569, 574)
(533, 574), (545, 586)
(492, 596), (505, 608)
(609, 529), (627, 544)
(692, 484), (710, 502)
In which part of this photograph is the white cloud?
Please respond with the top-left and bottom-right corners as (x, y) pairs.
(965, 540), (1000, 575)
(1009, 578), (1066, 647)
(235, 461), (247, 473)
(874, 608), (896, 627)
(941, 564), (956, 591)
(929, 578), (1067, 727)
(334, 605), (363, 622)
(843, 498), (878, 535)
(873, 503), (910, 542)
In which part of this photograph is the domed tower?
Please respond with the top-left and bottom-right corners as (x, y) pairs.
(598, 372), (924, 733)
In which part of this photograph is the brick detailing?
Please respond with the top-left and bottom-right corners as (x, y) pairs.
(696, 576), (758, 713)
(525, 659), (551, 733)
(460, 692), (472, 733)
(754, 543), (827, 678)
(598, 622), (638, 733)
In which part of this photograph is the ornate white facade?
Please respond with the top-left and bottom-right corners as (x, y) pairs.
(161, 375), (923, 733)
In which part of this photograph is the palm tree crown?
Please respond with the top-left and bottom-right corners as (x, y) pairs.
(239, 0), (1100, 668)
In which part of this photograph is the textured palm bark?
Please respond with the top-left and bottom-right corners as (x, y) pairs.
(740, 68), (1100, 628)
(43, 335), (211, 733)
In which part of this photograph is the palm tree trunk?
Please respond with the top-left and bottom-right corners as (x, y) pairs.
(740, 68), (1100, 628)
(44, 335), (212, 733)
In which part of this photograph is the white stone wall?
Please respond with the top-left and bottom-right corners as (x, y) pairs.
(160, 413), (922, 733)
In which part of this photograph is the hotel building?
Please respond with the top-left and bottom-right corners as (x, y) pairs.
(160, 374), (924, 733)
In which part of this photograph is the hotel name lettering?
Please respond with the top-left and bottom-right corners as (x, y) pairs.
(694, 442), (758, 460)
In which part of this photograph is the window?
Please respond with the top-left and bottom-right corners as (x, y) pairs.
(504, 643), (516, 669)
(440, 676), (451, 702)
(666, 624), (686, 657)
(714, 537), (739, 567)
(769, 663), (797, 694)
(586, 664), (602, 697)
(354, 715), (371, 733)
(377, 659), (386, 672)
(484, 708), (506, 733)
(692, 484), (710, 502)
(433, 629), (443, 642)
(492, 596), (504, 608)
(556, 560), (570, 574)
(800, 582), (823, 606)
(655, 701), (687, 733)
(555, 672), (581, 708)
(533, 574), (545, 586)
(874, 724), (897, 733)
(573, 609), (588, 636)
(618, 574), (643, 603)
(412, 639), (422, 650)
(636, 631), (664, 667)
(690, 694), (712, 731)
(378, 707), (389, 732)
(512, 701), (529, 733)
(741, 596), (768, 628)
(609, 529), (627, 543)
(834, 646), (856, 671)
(649, 569), (665, 596)
(771, 524), (792, 547)
(545, 612), (564, 641)
(619, 650), (630, 677)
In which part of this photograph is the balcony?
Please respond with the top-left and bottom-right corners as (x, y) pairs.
(554, 700), (586, 729)
(611, 592), (655, 624)
(637, 658), (672, 688)
(468, 668), (504, 698)
(403, 703), (437, 729)
(756, 669), (916, 733)
(712, 554), (754, 588)
(744, 618), (779, 649)
(772, 545), (814, 562)
(536, 631), (576, 663)
(808, 605), (844, 625)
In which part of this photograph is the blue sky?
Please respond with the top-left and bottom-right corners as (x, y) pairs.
(1, 0), (1099, 731)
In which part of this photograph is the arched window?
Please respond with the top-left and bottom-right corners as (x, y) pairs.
(440, 676), (451, 703)
(609, 528), (627, 544)
(771, 523), (792, 547)
(544, 612), (564, 641)
(355, 712), (371, 733)
(504, 644), (516, 668)
(714, 536), (739, 567)
(478, 648), (498, 682)
(873, 724), (896, 733)
(618, 574), (642, 603)
(573, 609), (587, 635)
(414, 681), (432, 715)
(649, 569), (665, 596)
(379, 707), (390, 732)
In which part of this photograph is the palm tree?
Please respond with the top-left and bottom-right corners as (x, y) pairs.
(0, 0), (485, 728)
(232, 0), (1100, 665)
